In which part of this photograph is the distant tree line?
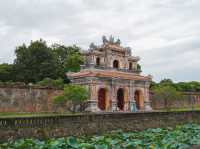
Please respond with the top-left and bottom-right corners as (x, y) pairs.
(151, 79), (200, 92)
(0, 39), (83, 85)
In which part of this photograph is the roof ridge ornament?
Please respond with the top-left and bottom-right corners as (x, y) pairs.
(89, 42), (97, 50)
(102, 35), (108, 44)
(102, 35), (121, 45)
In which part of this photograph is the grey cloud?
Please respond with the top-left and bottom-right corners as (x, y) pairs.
(0, 0), (200, 82)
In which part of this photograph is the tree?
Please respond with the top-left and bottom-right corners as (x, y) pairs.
(1, 39), (84, 84)
(160, 79), (174, 86)
(136, 64), (142, 72)
(151, 79), (200, 92)
(36, 78), (64, 89)
(0, 63), (14, 82)
(52, 44), (82, 82)
(64, 52), (83, 73)
(150, 81), (158, 89)
(152, 86), (183, 110)
(14, 39), (58, 83)
(175, 81), (200, 92)
(54, 84), (88, 112)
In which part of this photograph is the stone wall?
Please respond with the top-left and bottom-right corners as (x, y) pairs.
(0, 111), (200, 141)
(0, 86), (200, 113)
(150, 92), (200, 109)
(0, 85), (62, 112)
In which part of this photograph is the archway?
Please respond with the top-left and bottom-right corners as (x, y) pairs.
(113, 60), (119, 69)
(129, 62), (132, 70)
(134, 90), (143, 110)
(96, 57), (100, 66)
(98, 88), (107, 110)
(117, 88), (124, 110)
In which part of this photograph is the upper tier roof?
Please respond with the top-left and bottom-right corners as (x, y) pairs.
(67, 69), (152, 81)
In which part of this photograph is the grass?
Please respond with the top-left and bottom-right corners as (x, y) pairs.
(156, 107), (200, 112)
(0, 112), (82, 118)
(1, 107), (200, 118)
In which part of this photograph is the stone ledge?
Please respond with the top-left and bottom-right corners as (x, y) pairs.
(0, 111), (200, 141)
(0, 84), (63, 90)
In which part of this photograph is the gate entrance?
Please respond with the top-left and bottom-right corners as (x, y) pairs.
(134, 90), (142, 110)
(98, 88), (107, 110)
(117, 88), (124, 110)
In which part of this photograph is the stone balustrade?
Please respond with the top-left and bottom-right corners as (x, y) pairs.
(0, 111), (200, 141)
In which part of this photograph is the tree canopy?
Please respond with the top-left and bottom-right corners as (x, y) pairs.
(64, 52), (83, 72)
(150, 79), (200, 92)
(52, 44), (82, 80)
(14, 40), (57, 83)
(0, 39), (83, 84)
(0, 64), (14, 82)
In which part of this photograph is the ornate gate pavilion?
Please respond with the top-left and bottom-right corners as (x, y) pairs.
(67, 36), (152, 112)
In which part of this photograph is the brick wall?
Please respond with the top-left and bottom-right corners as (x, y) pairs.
(0, 86), (200, 112)
(0, 85), (62, 112)
(150, 92), (200, 109)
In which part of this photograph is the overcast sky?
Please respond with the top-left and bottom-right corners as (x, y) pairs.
(0, 0), (200, 82)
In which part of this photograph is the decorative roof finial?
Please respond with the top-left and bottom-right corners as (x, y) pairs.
(109, 35), (115, 43)
(89, 42), (97, 49)
(102, 35), (108, 44)
(116, 38), (121, 45)
(102, 35), (121, 45)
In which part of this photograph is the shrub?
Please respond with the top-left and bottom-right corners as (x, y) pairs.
(37, 78), (64, 89)
(54, 84), (88, 112)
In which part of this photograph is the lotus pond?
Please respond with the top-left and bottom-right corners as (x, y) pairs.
(1, 124), (200, 149)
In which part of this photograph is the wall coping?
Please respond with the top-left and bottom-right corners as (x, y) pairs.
(150, 90), (200, 95)
(0, 110), (199, 119)
(1, 86), (200, 94)
(0, 110), (199, 141)
(0, 85), (63, 90)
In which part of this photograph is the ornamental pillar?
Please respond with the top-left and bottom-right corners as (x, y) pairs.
(144, 81), (152, 111)
(85, 80), (98, 112)
(129, 81), (137, 112)
(111, 79), (117, 111)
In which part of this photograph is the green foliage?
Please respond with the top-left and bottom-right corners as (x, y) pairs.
(1, 39), (83, 84)
(160, 78), (174, 86)
(150, 81), (158, 89)
(0, 63), (14, 82)
(150, 79), (200, 92)
(36, 78), (64, 89)
(136, 64), (141, 71)
(63, 84), (88, 103)
(64, 52), (83, 72)
(14, 39), (58, 83)
(175, 81), (200, 92)
(54, 95), (66, 105)
(52, 44), (82, 82)
(54, 84), (88, 112)
(1, 123), (200, 149)
(153, 86), (183, 101)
